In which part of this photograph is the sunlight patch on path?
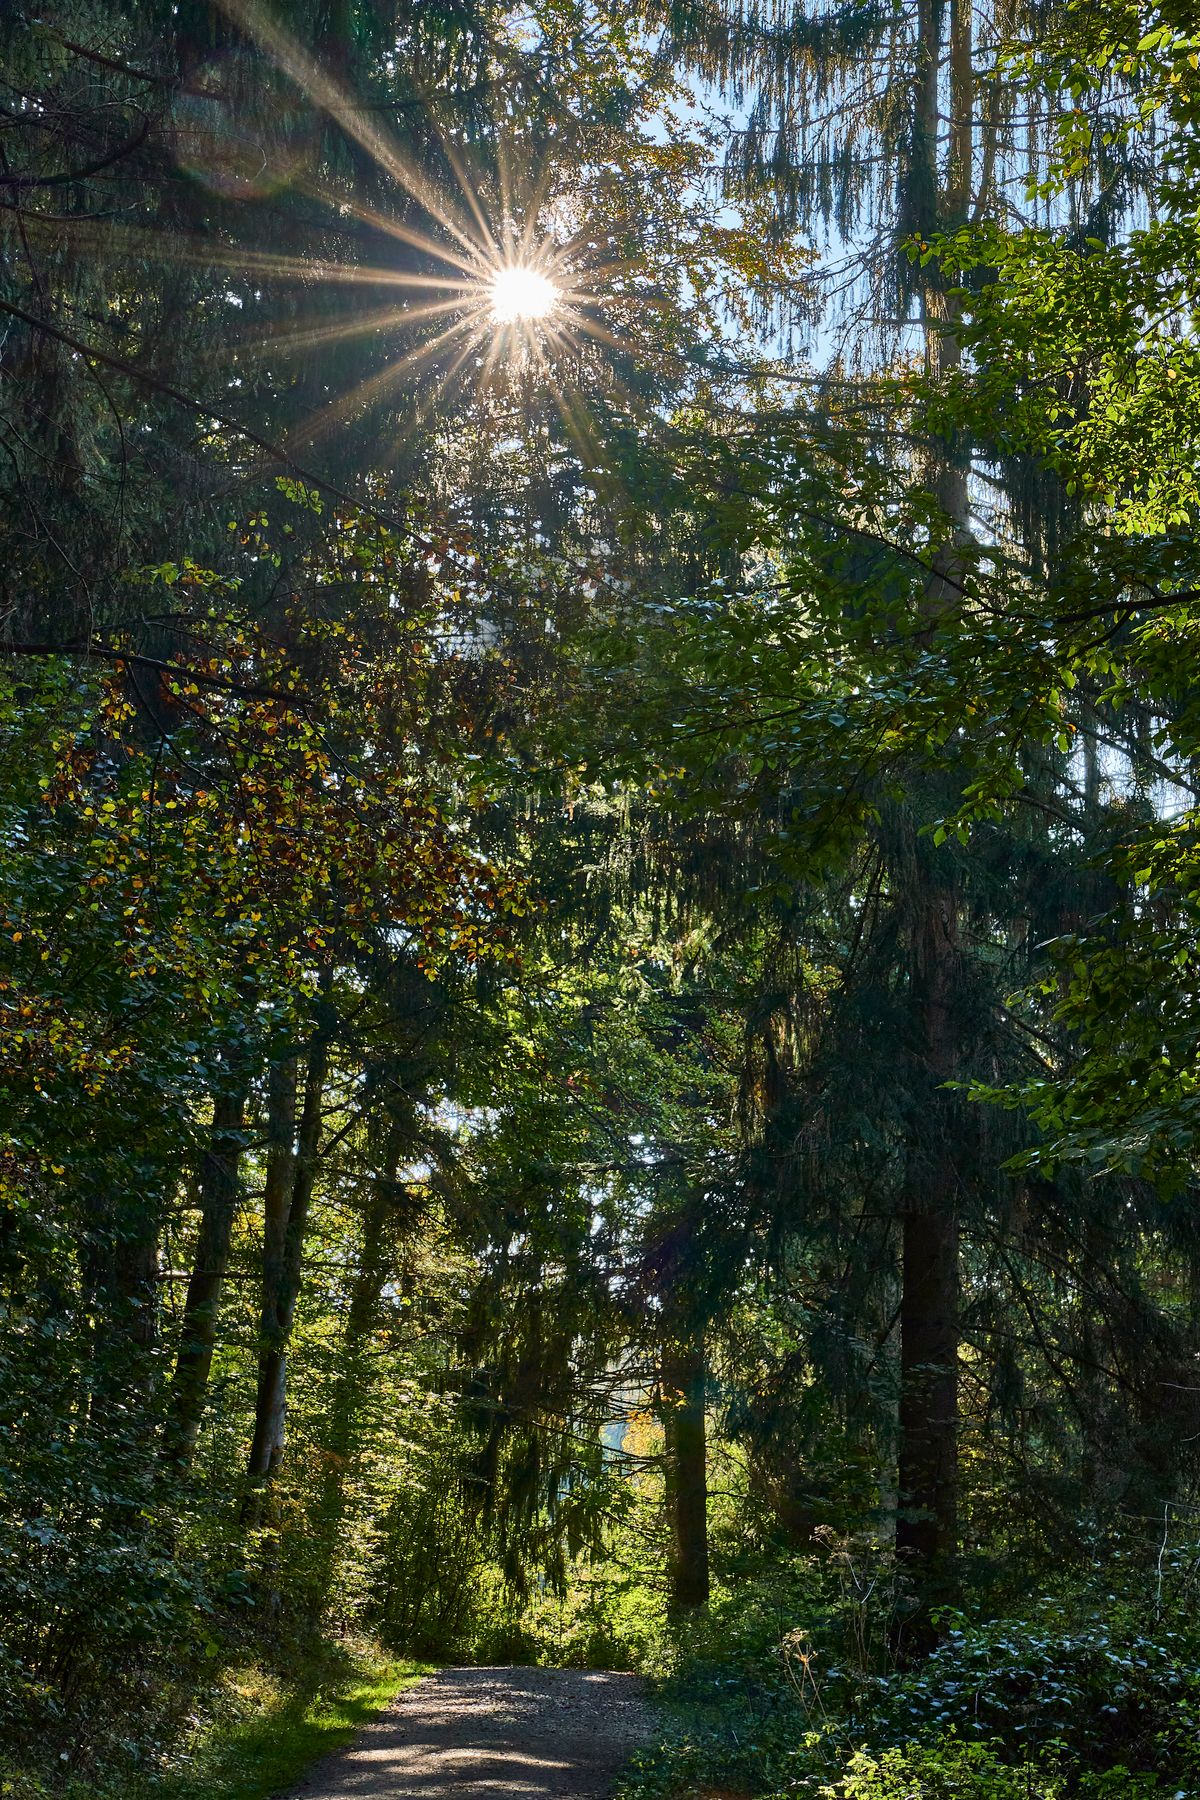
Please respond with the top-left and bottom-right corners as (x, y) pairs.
(286, 1665), (651, 1800)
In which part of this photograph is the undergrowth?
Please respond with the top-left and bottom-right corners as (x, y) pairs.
(615, 1543), (1200, 1800)
(0, 1639), (428, 1800)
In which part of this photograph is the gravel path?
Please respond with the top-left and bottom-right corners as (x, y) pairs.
(286, 1666), (653, 1800)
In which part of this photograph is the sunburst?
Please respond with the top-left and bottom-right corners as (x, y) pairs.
(173, 0), (631, 465)
(29, 0), (643, 480)
(488, 266), (560, 325)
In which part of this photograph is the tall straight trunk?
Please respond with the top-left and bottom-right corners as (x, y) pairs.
(896, 884), (961, 1608)
(890, 0), (975, 1626)
(163, 1073), (249, 1471)
(311, 1130), (402, 1608)
(912, 0), (940, 241)
(947, 0), (974, 223)
(663, 1333), (710, 1612)
(243, 994), (331, 1515)
(242, 1057), (297, 1513)
(896, 1204), (959, 1568)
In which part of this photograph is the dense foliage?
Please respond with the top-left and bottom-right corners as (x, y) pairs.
(4, 0), (1200, 1796)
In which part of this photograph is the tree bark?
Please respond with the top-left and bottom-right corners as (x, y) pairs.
(163, 1072), (249, 1471)
(947, 0), (974, 223)
(889, 0), (974, 1632)
(242, 1056), (297, 1514)
(895, 882), (961, 1622)
(896, 1206), (959, 1575)
(663, 1333), (710, 1612)
(242, 995), (331, 1517)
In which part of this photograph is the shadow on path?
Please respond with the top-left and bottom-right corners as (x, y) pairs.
(286, 1665), (651, 1800)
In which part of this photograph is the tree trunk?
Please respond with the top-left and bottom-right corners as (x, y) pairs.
(896, 1195), (959, 1573)
(895, 883), (961, 1623)
(242, 998), (331, 1517)
(310, 1132), (402, 1610)
(242, 1056), (297, 1515)
(663, 1333), (710, 1612)
(889, 0), (975, 1633)
(163, 1073), (249, 1471)
(947, 0), (974, 224)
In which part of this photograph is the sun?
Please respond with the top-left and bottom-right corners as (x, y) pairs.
(167, 0), (621, 448)
(488, 265), (559, 324)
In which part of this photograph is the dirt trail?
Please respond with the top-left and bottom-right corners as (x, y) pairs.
(286, 1665), (652, 1800)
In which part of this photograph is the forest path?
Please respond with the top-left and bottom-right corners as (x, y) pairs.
(286, 1665), (652, 1800)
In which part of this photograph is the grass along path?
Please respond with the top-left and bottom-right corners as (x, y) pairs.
(154, 1649), (431, 1800)
(0, 1645), (432, 1800)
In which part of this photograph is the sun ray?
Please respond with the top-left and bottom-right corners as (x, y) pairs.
(22, 211), (479, 295)
(422, 324), (495, 416)
(526, 301), (661, 440)
(215, 297), (475, 374)
(288, 311), (487, 449)
(439, 329), (491, 392)
(434, 128), (503, 265)
(294, 177), (490, 279)
(554, 308), (637, 358)
(380, 323), (496, 471)
(528, 342), (607, 472)
(515, 162), (562, 269)
(493, 135), (522, 270)
(472, 320), (510, 398)
(212, 0), (488, 267)
(219, 305), (412, 368)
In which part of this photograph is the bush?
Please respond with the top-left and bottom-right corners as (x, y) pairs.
(824, 1737), (1177, 1800)
(851, 1599), (1200, 1784)
(826, 1737), (1061, 1800)
(617, 1562), (1200, 1800)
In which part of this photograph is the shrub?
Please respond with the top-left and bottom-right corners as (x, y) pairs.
(854, 1599), (1200, 1783)
(826, 1736), (1062, 1800)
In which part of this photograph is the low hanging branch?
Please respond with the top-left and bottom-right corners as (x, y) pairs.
(0, 640), (298, 705)
(0, 118), (152, 188)
(0, 295), (379, 511)
(0, 294), (644, 616)
(0, 295), (491, 583)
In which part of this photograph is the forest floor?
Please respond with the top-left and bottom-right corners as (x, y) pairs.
(283, 1665), (653, 1800)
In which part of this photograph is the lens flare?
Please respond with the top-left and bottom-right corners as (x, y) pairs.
(489, 266), (559, 323)
(127, 0), (630, 460)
